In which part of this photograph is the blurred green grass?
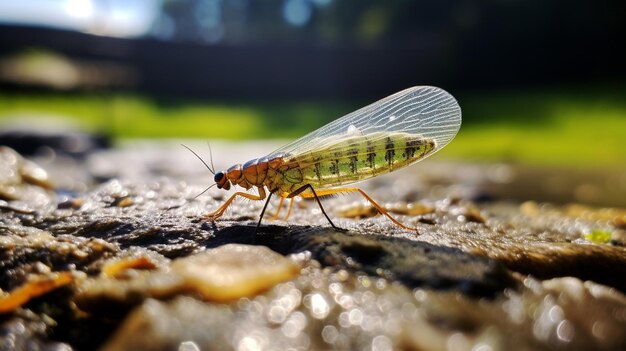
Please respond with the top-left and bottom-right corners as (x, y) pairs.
(0, 88), (624, 167)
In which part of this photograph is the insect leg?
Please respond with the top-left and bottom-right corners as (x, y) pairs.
(287, 184), (338, 229)
(256, 191), (274, 231)
(270, 196), (286, 221)
(205, 187), (267, 221)
(300, 187), (417, 232)
(283, 198), (295, 221)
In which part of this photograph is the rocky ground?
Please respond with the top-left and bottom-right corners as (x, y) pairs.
(0, 140), (625, 351)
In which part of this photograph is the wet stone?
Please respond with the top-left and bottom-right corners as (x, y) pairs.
(170, 244), (300, 301)
(0, 120), (110, 158)
(295, 230), (514, 297)
(75, 244), (299, 315)
(0, 312), (72, 351)
(100, 262), (626, 351)
(0, 147), (55, 214)
(211, 226), (515, 297)
(0, 225), (116, 291)
(0, 144), (625, 350)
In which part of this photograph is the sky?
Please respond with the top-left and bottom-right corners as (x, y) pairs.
(0, 0), (160, 38)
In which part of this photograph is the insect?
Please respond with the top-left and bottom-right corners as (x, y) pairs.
(190, 86), (461, 232)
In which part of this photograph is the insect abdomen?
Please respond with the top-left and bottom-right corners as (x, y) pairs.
(296, 132), (435, 188)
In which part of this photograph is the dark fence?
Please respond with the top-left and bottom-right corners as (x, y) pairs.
(0, 24), (624, 99)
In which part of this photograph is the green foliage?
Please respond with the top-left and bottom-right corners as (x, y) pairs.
(0, 87), (624, 168)
(0, 93), (349, 140)
(442, 88), (626, 166)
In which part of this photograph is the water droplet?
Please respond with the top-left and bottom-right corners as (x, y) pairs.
(471, 343), (494, 351)
(372, 335), (393, 351)
(281, 311), (307, 338)
(268, 305), (287, 324)
(347, 124), (359, 135)
(556, 320), (575, 342)
(447, 333), (469, 350)
(308, 293), (331, 319)
(237, 334), (265, 351)
(321, 325), (339, 344)
(348, 308), (364, 326)
(178, 341), (200, 351)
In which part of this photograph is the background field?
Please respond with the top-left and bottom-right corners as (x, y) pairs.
(1, 1), (624, 169)
(1, 86), (624, 167)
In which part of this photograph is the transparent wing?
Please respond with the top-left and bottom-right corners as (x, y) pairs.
(267, 86), (461, 160)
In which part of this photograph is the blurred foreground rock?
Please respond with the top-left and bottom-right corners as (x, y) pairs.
(0, 143), (625, 351)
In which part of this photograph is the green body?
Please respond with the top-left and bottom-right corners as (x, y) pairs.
(273, 132), (436, 193)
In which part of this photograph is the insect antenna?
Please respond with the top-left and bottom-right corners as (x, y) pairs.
(165, 182), (216, 210)
(192, 183), (216, 200)
(181, 144), (214, 175)
(206, 142), (216, 176)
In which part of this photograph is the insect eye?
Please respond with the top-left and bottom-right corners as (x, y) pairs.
(214, 172), (225, 182)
